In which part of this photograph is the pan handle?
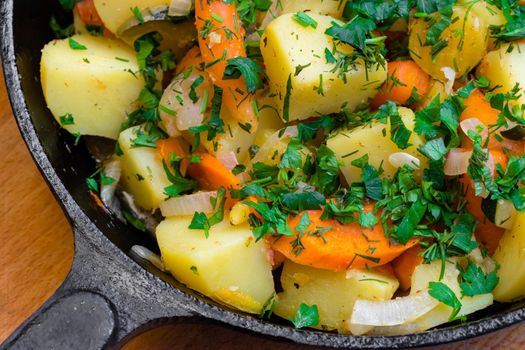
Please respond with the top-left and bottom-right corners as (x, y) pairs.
(1, 223), (197, 350)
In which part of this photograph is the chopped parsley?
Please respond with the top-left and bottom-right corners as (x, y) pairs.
(428, 281), (462, 321)
(290, 303), (319, 329)
(293, 12), (318, 29)
(68, 38), (87, 50)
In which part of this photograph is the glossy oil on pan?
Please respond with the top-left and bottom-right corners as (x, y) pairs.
(1, 0), (524, 349)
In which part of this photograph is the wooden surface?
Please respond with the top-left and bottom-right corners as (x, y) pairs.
(1, 70), (525, 350)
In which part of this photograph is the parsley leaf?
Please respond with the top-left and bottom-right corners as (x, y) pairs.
(359, 212), (378, 228)
(386, 101), (412, 150)
(293, 12), (318, 28)
(281, 191), (326, 212)
(297, 116), (335, 142)
(428, 281), (462, 321)
(223, 57), (266, 94)
(419, 137), (447, 161)
(68, 38), (87, 50)
(460, 262), (499, 296)
(396, 199), (427, 244)
(58, 0), (76, 11)
(290, 303), (319, 329)
(325, 16), (376, 50)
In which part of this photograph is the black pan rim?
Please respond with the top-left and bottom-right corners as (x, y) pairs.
(1, 0), (524, 347)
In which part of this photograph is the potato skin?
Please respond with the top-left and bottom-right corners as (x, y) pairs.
(477, 41), (525, 106)
(41, 34), (144, 139)
(408, 1), (504, 81)
(156, 216), (275, 314)
(493, 212), (525, 302)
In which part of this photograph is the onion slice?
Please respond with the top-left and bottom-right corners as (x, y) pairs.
(444, 148), (472, 176)
(388, 152), (421, 170)
(216, 151), (239, 171)
(440, 66), (456, 96)
(460, 118), (488, 140)
(168, 0), (194, 16)
(349, 291), (439, 329)
(100, 158), (123, 219)
(250, 126), (298, 166)
(160, 191), (217, 217)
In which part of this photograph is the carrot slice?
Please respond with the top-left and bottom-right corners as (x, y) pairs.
(186, 152), (240, 191)
(76, 0), (104, 26)
(271, 205), (419, 272)
(392, 245), (423, 291)
(195, 0), (257, 127)
(371, 60), (430, 108)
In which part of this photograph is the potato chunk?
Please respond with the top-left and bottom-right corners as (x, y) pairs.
(493, 212), (525, 302)
(156, 217), (275, 314)
(274, 261), (399, 331)
(327, 107), (427, 184)
(280, 0), (348, 18)
(477, 41), (525, 107)
(408, 1), (504, 80)
(118, 125), (171, 210)
(41, 34), (144, 140)
(93, 0), (171, 34)
(260, 13), (387, 122)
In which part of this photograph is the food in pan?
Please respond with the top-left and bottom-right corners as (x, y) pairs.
(40, 0), (525, 334)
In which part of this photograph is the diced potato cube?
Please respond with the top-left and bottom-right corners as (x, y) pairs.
(274, 261), (399, 331)
(477, 41), (525, 107)
(260, 13), (387, 122)
(493, 212), (525, 302)
(41, 34), (144, 139)
(327, 107), (427, 184)
(93, 0), (171, 34)
(280, 0), (348, 18)
(156, 217), (275, 314)
(118, 125), (171, 210)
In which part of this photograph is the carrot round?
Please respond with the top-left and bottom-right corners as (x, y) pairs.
(186, 152), (240, 191)
(371, 60), (430, 109)
(392, 245), (423, 291)
(271, 205), (419, 272)
(195, 0), (257, 128)
(76, 0), (104, 26)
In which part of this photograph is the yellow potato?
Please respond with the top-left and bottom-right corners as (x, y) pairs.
(93, 0), (171, 34)
(493, 212), (525, 302)
(118, 125), (171, 210)
(41, 34), (144, 140)
(408, 1), (504, 80)
(156, 217), (275, 314)
(274, 261), (399, 331)
(327, 107), (427, 184)
(280, 0), (348, 18)
(477, 41), (525, 107)
(260, 13), (387, 122)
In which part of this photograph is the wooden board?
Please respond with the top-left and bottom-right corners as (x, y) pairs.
(1, 70), (524, 349)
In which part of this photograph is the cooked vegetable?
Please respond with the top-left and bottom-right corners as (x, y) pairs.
(392, 245), (423, 291)
(477, 41), (525, 106)
(280, 0), (348, 18)
(260, 13), (387, 122)
(327, 107), (427, 184)
(493, 212), (525, 302)
(371, 60), (431, 108)
(186, 153), (240, 191)
(274, 260), (399, 331)
(271, 207), (419, 272)
(118, 125), (172, 210)
(408, 1), (504, 80)
(156, 216), (275, 313)
(41, 34), (145, 139)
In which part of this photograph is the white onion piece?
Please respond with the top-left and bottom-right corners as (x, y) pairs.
(444, 148), (472, 175)
(168, 0), (193, 16)
(460, 118), (488, 140)
(388, 152), (421, 169)
(250, 126), (298, 166)
(495, 199), (517, 229)
(160, 191), (217, 217)
(216, 151), (238, 171)
(130, 245), (166, 271)
(100, 158), (123, 219)
(349, 291), (439, 328)
(440, 66), (456, 96)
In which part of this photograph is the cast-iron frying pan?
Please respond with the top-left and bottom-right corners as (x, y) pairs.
(1, 0), (525, 348)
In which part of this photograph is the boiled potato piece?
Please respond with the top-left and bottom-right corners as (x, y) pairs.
(41, 34), (144, 140)
(493, 212), (525, 302)
(156, 217), (275, 314)
(327, 107), (427, 184)
(408, 1), (504, 80)
(118, 125), (171, 210)
(260, 13), (387, 122)
(274, 261), (399, 331)
(477, 41), (525, 107)
(280, 0), (348, 18)
(371, 260), (493, 335)
(93, 0), (171, 34)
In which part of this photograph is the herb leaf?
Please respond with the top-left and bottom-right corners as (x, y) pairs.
(290, 303), (319, 328)
(428, 281), (462, 321)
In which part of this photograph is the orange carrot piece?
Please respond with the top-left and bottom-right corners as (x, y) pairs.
(271, 205), (419, 272)
(460, 89), (499, 126)
(156, 137), (190, 175)
(186, 152), (240, 191)
(195, 0), (257, 127)
(175, 46), (204, 75)
(371, 60), (430, 109)
(392, 245), (423, 291)
(76, 0), (104, 26)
